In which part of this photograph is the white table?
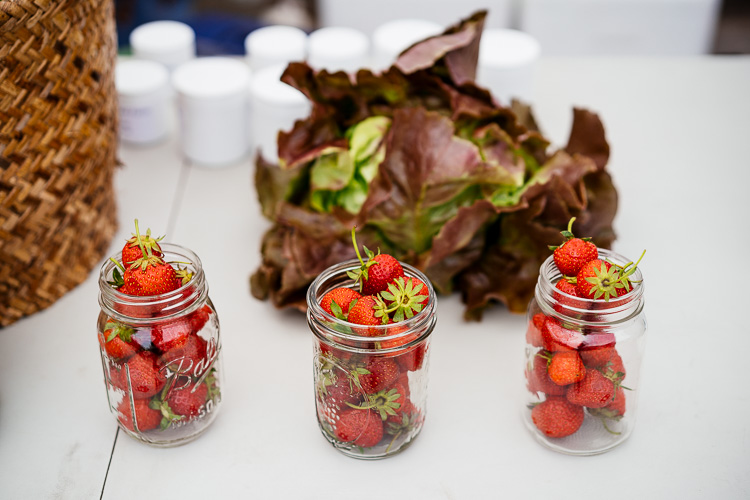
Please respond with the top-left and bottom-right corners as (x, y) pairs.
(2, 57), (749, 499)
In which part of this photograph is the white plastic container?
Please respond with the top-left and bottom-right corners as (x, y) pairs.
(372, 19), (443, 72)
(307, 27), (370, 73)
(477, 29), (541, 105)
(172, 57), (252, 166)
(115, 59), (171, 145)
(249, 64), (311, 163)
(130, 21), (196, 71)
(520, 0), (721, 56)
(244, 25), (308, 72)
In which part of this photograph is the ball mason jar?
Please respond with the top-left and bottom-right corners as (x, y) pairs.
(97, 244), (223, 447)
(307, 260), (437, 459)
(523, 248), (646, 455)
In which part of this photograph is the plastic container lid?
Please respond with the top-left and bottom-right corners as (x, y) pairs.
(373, 19), (443, 57)
(115, 59), (169, 97)
(308, 26), (370, 68)
(130, 21), (196, 68)
(250, 64), (308, 106)
(479, 29), (541, 69)
(245, 25), (308, 63)
(172, 57), (252, 99)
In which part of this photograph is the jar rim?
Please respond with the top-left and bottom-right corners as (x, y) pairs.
(306, 259), (437, 350)
(98, 243), (207, 323)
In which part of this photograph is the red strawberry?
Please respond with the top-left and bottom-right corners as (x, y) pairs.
(549, 217), (598, 276)
(117, 398), (162, 432)
(167, 381), (208, 417)
(531, 396), (585, 438)
(605, 387), (626, 417)
(601, 351), (626, 381)
(320, 287), (361, 319)
(576, 259), (622, 301)
(358, 356), (400, 394)
(527, 352), (567, 396)
(121, 219), (164, 267)
(547, 351), (586, 386)
(394, 343), (426, 372)
(319, 340), (353, 363)
(541, 317), (584, 351)
(387, 398), (415, 426)
(348, 228), (404, 295)
(334, 408), (384, 447)
(99, 320), (139, 361)
(526, 313), (546, 347)
(580, 346), (616, 368)
(160, 333), (208, 376)
(188, 304), (213, 333)
(116, 351), (167, 399)
(151, 319), (191, 353)
(124, 260), (181, 297)
(322, 374), (361, 407)
(566, 369), (615, 408)
(347, 295), (387, 335)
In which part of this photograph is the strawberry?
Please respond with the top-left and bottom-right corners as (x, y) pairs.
(124, 259), (181, 297)
(351, 385), (405, 421)
(319, 340), (353, 363)
(566, 369), (615, 408)
(549, 217), (598, 276)
(151, 318), (191, 353)
(99, 320), (139, 361)
(357, 356), (400, 394)
(334, 408), (384, 448)
(575, 259), (619, 300)
(116, 351), (167, 399)
(320, 287), (361, 319)
(117, 398), (162, 432)
(541, 316), (584, 351)
(601, 351), (626, 382)
(525, 313), (546, 347)
(580, 345), (616, 368)
(386, 398), (415, 426)
(527, 352), (567, 396)
(588, 387), (627, 434)
(347, 295), (387, 335)
(321, 373), (362, 407)
(122, 219), (163, 267)
(546, 351), (586, 386)
(159, 333), (208, 376)
(167, 381), (208, 417)
(188, 304), (213, 333)
(347, 227), (404, 295)
(531, 396), (585, 438)
(394, 343), (426, 372)
(378, 276), (429, 323)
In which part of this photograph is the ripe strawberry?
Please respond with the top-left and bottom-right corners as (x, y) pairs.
(566, 369), (615, 408)
(555, 279), (580, 297)
(387, 398), (415, 426)
(547, 351), (586, 386)
(322, 373), (361, 407)
(527, 352), (567, 396)
(124, 260), (181, 297)
(549, 217), (598, 276)
(122, 219), (163, 267)
(358, 356), (400, 394)
(319, 340), (353, 363)
(601, 351), (626, 382)
(531, 396), (585, 438)
(160, 333), (208, 376)
(99, 320), (139, 361)
(152, 319), (191, 353)
(320, 287), (361, 319)
(394, 343), (426, 372)
(347, 228), (404, 295)
(117, 398), (162, 432)
(116, 351), (167, 399)
(541, 316), (584, 351)
(188, 304), (213, 333)
(167, 381), (208, 417)
(347, 295), (387, 335)
(580, 346), (616, 368)
(335, 408), (384, 448)
(526, 313), (546, 347)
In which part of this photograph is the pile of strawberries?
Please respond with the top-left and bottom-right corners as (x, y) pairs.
(526, 218), (644, 439)
(314, 229), (431, 452)
(99, 221), (220, 434)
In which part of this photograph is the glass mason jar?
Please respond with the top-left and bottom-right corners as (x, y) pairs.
(307, 260), (437, 459)
(97, 244), (223, 447)
(523, 248), (646, 455)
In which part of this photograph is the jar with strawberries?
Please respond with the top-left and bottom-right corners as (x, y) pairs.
(306, 230), (437, 459)
(523, 219), (646, 455)
(97, 221), (223, 447)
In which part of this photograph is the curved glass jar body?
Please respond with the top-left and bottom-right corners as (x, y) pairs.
(523, 249), (646, 455)
(307, 260), (437, 460)
(97, 244), (223, 447)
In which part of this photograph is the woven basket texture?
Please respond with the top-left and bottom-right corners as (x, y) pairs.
(0, 0), (118, 327)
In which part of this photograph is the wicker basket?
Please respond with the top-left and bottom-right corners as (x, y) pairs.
(0, 0), (118, 327)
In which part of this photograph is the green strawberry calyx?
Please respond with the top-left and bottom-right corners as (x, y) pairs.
(376, 277), (425, 323)
(104, 321), (135, 343)
(582, 262), (622, 301)
(127, 219), (164, 258)
(346, 226), (381, 293)
(346, 387), (402, 420)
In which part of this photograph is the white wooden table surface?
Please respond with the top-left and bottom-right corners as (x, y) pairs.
(1, 57), (749, 499)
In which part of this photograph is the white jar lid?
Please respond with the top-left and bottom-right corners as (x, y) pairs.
(250, 64), (308, 106)
(308, 26), (369, 71)
(130, 21), (196, 69)
(172, 57), (252, 99)
(245, 25), (307, 63)
(115, 59), (169, 97)
(373, 19), (443, 57)
(479, 29), (541, 69)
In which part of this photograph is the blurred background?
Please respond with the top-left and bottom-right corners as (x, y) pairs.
(115, 0), (749, 56)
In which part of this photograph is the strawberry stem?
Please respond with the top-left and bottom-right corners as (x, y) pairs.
(109, 257), (125, 273)
(351, 226), (364, 267)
